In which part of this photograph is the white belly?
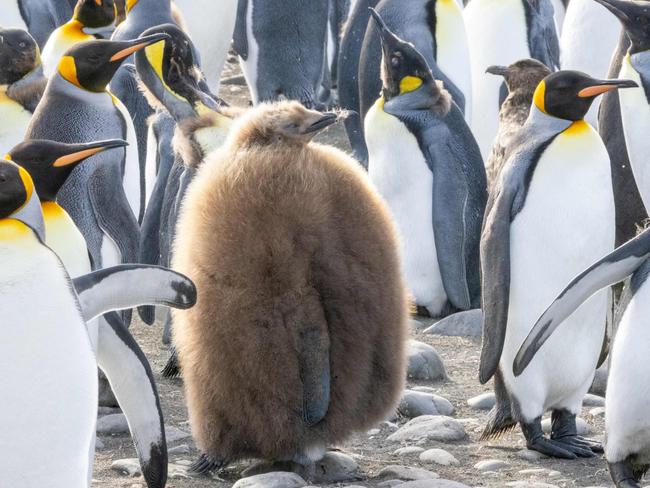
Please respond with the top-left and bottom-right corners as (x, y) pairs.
(365, 100), (448, 315)
(618, 60), (650, 213)
(436, 0), (472, 124)
(4, 2), (27, 29)
(606, 278), (650, 464)
(0, 243), (97, 487)
(0, 96), (32, 149)
(41, 29), (92, 79)
(550, 0), (566, 34)
(113, 97), (141, 219)
(238, 0), (260, 104)
(145, 123), (158, 209)
(560, 0), (619, 125)
(500, 122), (615, 420)
(463, 0), (529, 159)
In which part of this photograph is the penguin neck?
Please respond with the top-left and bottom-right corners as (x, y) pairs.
(61, 18), (93, 41)
(526, 105), (573, 134)
(51, 73), (111, 103)
(128, 0), (171, 15)
(0, 219), (39, 244)
(41, 201), (68, 219)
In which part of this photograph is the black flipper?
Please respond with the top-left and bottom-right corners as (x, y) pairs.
(233, 0), (249, 59)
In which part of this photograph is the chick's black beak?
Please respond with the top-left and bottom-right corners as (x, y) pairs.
(305, 112), (339, 133)
(486, 65), (508, 77)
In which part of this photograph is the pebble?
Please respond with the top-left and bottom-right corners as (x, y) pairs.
(410, 319), (430, 330)
(590, 365), (608, 396)
(474, 459), (508, 472)
(378, 481), (405, 488)
(467, 392), (496, 411)
(97, 413), (129, 435)
(98, 406), (121, 416)
(111, 459), (141, 477)
(393, 446), (425, 457)
(398, 390), (455, 418)
(541, 416), (590, 435)
(95, 438), (105, 450)
(165, 425), (191, 443)
(583, 394), (606, 407)
(231, 472), (307, 488)
(423, 310), (483, 338)
(505, 483), (559, 488)
(516, 449), (548, 461)
(407, 341), (447, 382)
(368, 428), (381, 436)
(398, 480), (471, 488)
(376, 465), (439, 481)
(387, 416), (467, 444)
(168, 444), (191, 455)
(589, 407), (606, 418)
(419, 448), (459, 466)
(312, 452), (360, 483)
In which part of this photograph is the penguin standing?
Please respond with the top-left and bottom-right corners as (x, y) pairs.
(485, 59), (551, 190)
(6, 0), (75, 47)
(0, 28), (46, 150)
(514, 227), (650, 488)
(41, 0), (117, 78)
(479, 70), (636, 458)
(26, 35), (167, 275)
(464, 0), (560, 159)
(0, 158), (196, 487)
(364, 11), (485, 318)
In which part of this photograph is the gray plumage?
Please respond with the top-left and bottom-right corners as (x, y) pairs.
(17, 0), (74, 47)
(524, 0), (561, 71)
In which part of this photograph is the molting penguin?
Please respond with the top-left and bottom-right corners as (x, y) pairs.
(172, 100), (409, 474)
(464, 0), (560, 159)
(233, 0), (329, 108)
(7, 139), (170, 487)
(485, 59), (551, 191)
(0, 158), (197, 487)
(0, 28), (47, 150)
(41, 0), (117, 78)
(26, 34), (167, 276)
(479, 70), (636, 458)
(365, 11), (485, 318)
(514, 227), (650, 488)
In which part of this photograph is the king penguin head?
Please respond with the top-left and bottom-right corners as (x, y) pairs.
(533, 70), (638, 121)
(7, 139), (128, 202)
(73, 0), (117, 29)
(369, 8), (450, 113)
(592, 0), (650, 55)
(56, 32), (169, 92)
(0, 28), (41, 86)
(0, 159), (45, 241)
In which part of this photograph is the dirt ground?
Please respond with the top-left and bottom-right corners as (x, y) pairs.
(92, 56), (618, 487)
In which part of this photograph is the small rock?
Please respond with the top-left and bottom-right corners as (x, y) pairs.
(467, 392), (496, 411)
(398, 390), (455, 418)
(407, 341), (447, 382)
(419, 449), (459, 466)
(98, 406), (121, 416)
(541, 417), (590, 435)
(165, 426), (191, 443)
(97, 413), (129, 435)
(387, 416), (467, 444)
(111, 459), (141, 477)
(312, 452), (359, 483)
(376, 465), (439, 481)
(590, 365), (608, 396)
(423, 310), (482, 338)
(95, 438), (105, 450)
(382, 421), (400, 431)
(589, 407), (606, 418)
(506, 483), (559, 488)
(169, 444), (191, 455)
(378, 481), (405, 488)
(398, 480), (471, 488)
(368, 428), (381, 436)
(516, 449), (548, 461)
(518, 468), (549, 475)
(232, 472), (306, 488)
(410, 319), (429, 330)
(583, 394), (605, 407)
(474, 459), (508, 472)
(393, 446), (425, 457)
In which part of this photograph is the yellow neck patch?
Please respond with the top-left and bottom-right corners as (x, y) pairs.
(144, 41), (185, 101)
(58, 55), (81, 88)
(563, 119), (590, 136)
(41, 201), (66, 219)
(62, 19), (92, 40)
(126, 0), (138, 12)
(533, 80), (546, 114)
(0, 219), (33, 241)
(399, 76), (423, 94)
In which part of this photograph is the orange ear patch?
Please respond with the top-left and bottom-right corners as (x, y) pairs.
(578, 85), (617, 98)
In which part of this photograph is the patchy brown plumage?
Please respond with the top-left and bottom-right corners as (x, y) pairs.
(172, 101), (409, 466)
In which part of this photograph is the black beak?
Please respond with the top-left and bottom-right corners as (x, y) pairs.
(304, 112), (339, 133)
(486, 65), (508, 77)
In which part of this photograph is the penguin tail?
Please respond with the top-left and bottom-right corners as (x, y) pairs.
(480, 404), (517, 441)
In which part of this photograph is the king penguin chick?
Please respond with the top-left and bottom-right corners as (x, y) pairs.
(364, 10), (486, 319)
(41, 0), (117, 78)
(485, 59), (551, 191)
(479, 70), (637, 459)
(0, 28), (47, 150)
(172, 101), (409, 474)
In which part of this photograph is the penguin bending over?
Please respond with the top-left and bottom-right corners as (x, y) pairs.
(0, 158), (196, 487)
(172, 101), (409, 474)
(0, 28), (46, 150)
(479, 70), (636, 458)
(514, 227), (650, 488)
(485, 59), (551, 191)
(364, 11), (486, 318)
(41, 0), (117, 78)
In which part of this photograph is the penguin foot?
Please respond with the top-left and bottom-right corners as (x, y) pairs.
(552, 435), (596, 458)
(609, 460), (641, 488)
(161, 348), (181, 378)
(571, 435), (603, 453)
(521, 418), (576, 459)
(188, 453), (226, 476)
(550, 409), (600, 456)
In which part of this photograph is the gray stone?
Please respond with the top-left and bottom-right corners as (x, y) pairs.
(376, 465), (439, 481)
(419, 448), (459, 466)
(518, 468), (551, 476)
(168, 444), (191, 455)
(387, 416), (467, 444)
(467, 392), (496, 411)
(407, 341), (447, 382)
(111, 458), (141, 477)
(398, 390), (455, 418)
(516, 449), (548, 461)
(474, 459), (508, 472)
(393, 446), (425, 457)
(98, 406), (121, 416)
(590, 365), (608, 396)
(378, 482), (405, 488)
(95, 438), (105, 450)
(97, 413), (129, 435)
(590, 407), (606, 418)
(312, 452), (359, 483)
(423, 310), (482, 338)
(410, 319), (430, 330)
(232, 472), (306, 488)
(165, 426), (191, 443)
(398, 480), (471, 488)
(583, 394), (605, 407)
(505, 483), (559, 488)
(542, 416), (590, 435)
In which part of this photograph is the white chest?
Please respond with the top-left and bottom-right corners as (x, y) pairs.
(0, 94), (32, 149)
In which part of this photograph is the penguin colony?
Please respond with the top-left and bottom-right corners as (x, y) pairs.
(3, 0), (650, 487)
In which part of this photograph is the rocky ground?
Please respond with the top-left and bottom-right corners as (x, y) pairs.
(92, 55), (625, 487)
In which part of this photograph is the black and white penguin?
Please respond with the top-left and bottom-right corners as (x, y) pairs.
(0, 27), (46, 150)
(6, 0), (75, 47)
(364, 11), (486, 318)
(0, 157), (196, 487)
(480, 70), (637, 458)
(514, 226), (650, 488)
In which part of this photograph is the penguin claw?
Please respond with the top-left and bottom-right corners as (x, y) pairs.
(575, 436), (604, 453)
(554, 437), (596, 458)
(188, 453), (225, 475)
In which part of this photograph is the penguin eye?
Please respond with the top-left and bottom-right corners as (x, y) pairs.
(391, 56), (400, 69)
(18, 42), (26, 49)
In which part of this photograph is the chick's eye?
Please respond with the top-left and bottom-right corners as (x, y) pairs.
(18, 42), (26, 48)
(391, 56), (400, 68)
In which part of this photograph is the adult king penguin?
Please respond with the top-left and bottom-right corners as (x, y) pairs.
(0, 158), (197, 487)
(464, 0), (560, 159)
(515, 227), (650, 488)
(479, 70), (637, 458)
(26, 34), (167, 276)
(41, 0), (117, 78)
(5, 0), (74, 47)
(365, 10), (486, 318)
